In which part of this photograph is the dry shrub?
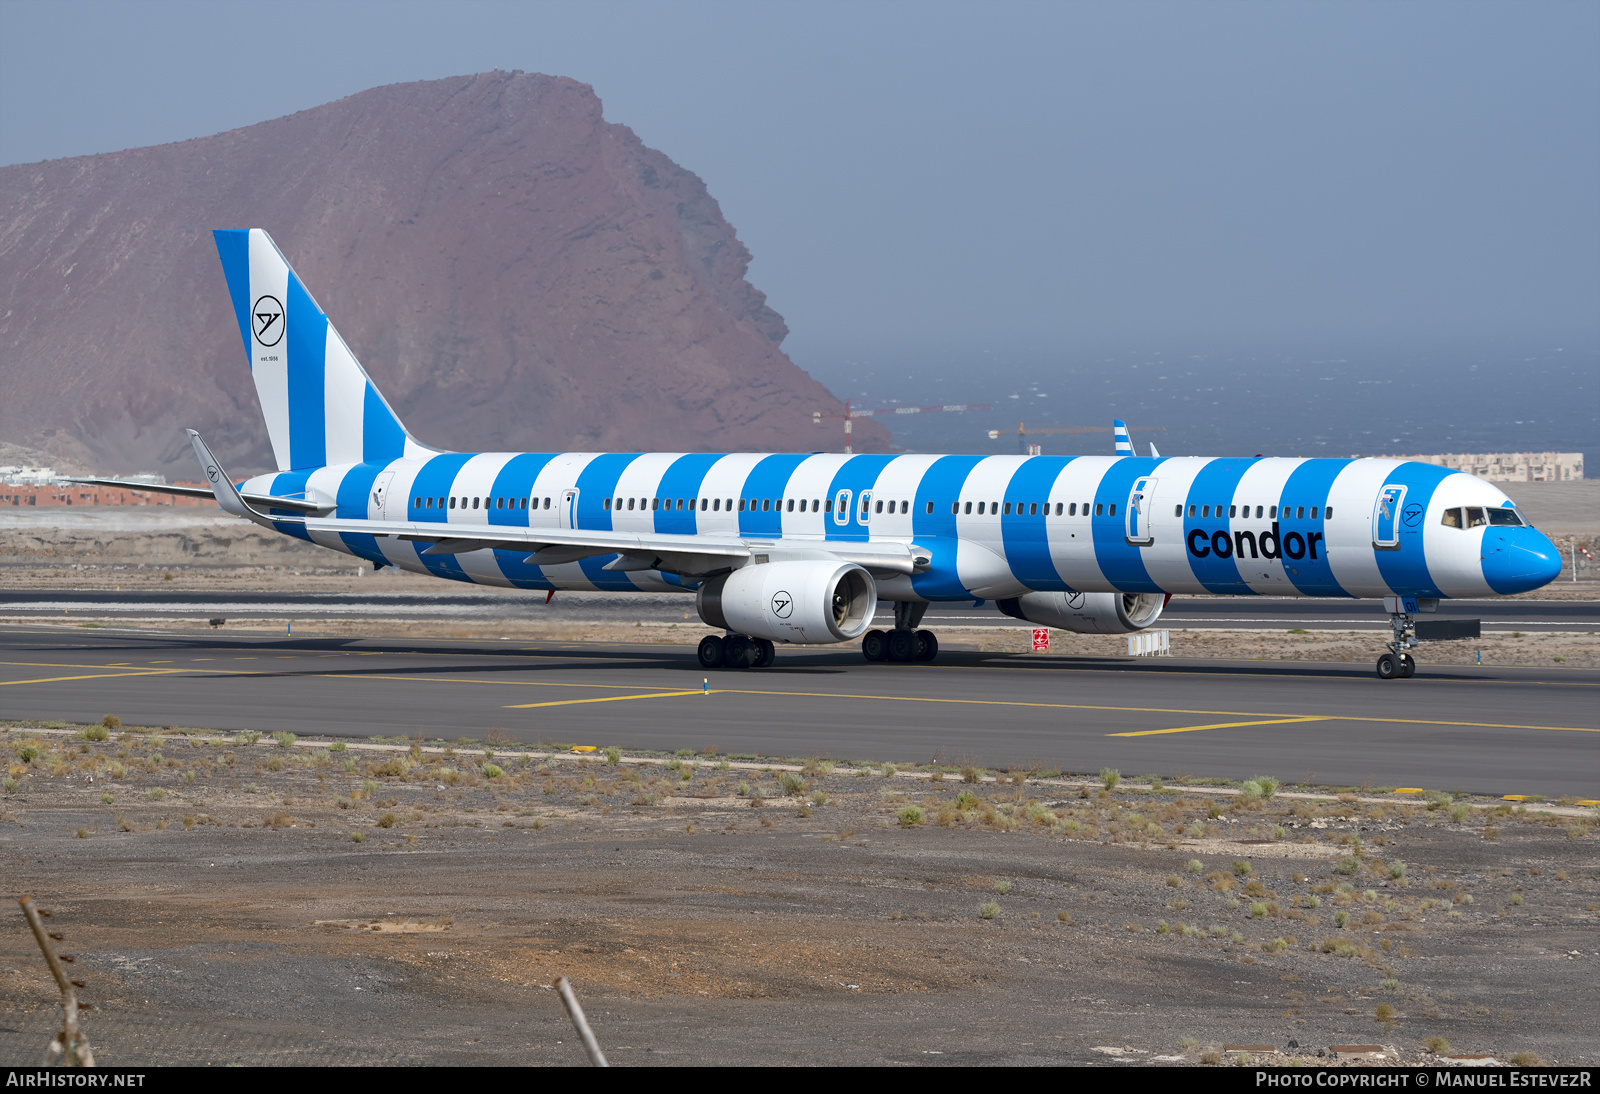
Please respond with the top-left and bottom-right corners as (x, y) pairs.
(266, 812), (293, 828)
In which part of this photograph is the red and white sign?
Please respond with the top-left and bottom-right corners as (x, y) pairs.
(1032, 628), (1050, 652)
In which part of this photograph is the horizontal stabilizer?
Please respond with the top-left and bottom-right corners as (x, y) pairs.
(66, 476), (333, 514)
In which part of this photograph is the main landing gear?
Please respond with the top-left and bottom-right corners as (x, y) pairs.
(862, 601), (939, 664)
(1375, 596), (1420, 679)
(698, 633), (774, 670)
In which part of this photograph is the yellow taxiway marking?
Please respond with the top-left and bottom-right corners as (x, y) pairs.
(0, 669), (184, 687)
(1108, 716), (1330, 738)
(503, 690), (703, 709)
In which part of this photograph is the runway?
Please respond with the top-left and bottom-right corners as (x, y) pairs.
(3, 623), (1595, 798)
(3, 589), (1595, 631)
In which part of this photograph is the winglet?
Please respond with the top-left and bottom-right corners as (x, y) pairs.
(1149, 442), (1161, 459)
(187, 429), (296, 529)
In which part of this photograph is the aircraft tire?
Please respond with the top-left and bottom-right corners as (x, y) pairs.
(1376, 653), (1398, 680)
(1399, 653), (1416, 678)
(697, 635), (725, 669)
(887, 629), (918, 662)
(752, 638), (776, 669)
(723, 634), (754, 669)
(862, 629), (889, 662)
(914, 630), (938, 662)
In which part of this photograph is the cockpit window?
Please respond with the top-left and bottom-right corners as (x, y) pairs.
(1465, 507), (1487, 528)
(1487, 508), (1524, 527)
(1441, 508), (1462, 528)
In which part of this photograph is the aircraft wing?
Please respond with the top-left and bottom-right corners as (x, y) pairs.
(302, 516), (928, 578)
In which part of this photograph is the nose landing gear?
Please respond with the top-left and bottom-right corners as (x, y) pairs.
(1376, 596), (1422, 679)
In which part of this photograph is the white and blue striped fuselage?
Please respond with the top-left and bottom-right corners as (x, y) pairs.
(246, 450), (1560, 605)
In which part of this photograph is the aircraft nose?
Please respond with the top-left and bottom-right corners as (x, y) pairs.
(1481, 528), (1563, 594)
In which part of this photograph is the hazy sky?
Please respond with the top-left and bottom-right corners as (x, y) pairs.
(3, 0), (1597, 368)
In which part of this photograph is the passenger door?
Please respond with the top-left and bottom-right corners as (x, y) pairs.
(370, 470), (396, 520)
(1372, 484), (1405, 550)
(559, 489), (579, 529)
(1125, 476), (1157, 546)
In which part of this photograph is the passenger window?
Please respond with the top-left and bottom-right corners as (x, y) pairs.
(1187, 504), (1196, 518)
(1269, 505), (1277, 518)
(1069, 503), (1077, 516)
(652, 498), (660, 511)
(951, 502), (959, 515)
(1109, 504), (1117, 517)
(603, 497), (611, 510)
(726, 499), (733, 511)
(472, 498), (479, 510)
(1466, 507), (1486, 528)
(964, 501), (972, 515)
(447, 497), (455, 509)
(1094, 503), (1103, 517)
(675, 498), (682, 510)
(786, 499), (794, 512)
(1030, 503), (1038, 516)
(626, 498), (634, 510)
(901, 500), (909, 514)
(712, 498), (720, 512)
(545, 497), (552, 509)
(1441, 508), (1462, 528)
(494, 497), (501, 509)
(1324, 506), (1332, 519)
(1201, 505), (1210, 518)
(1055, 503), (1063, 516)
(992, 501), (998, 513)
(1229, 505), (1237, 518)
(1296, 506), (1305, 520)
(1002, 502), (1011, 515)
(926, 501), (935, 515)
(413, 496), (421, 509)
(823, 498), (831, 513)
(761, 499), (770, 512)
(873, 500), (881, 514)
(1310, 506), (1319, 519)
(738, 499), (746, 512)
(1486, 508), (1523, 526)
(976, 502), (985, 515)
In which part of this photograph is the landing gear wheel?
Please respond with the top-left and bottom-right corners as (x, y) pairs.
(1399, 653), (1416, 678)
(752, 638), (776, 669)
(1376, 653), (1398, 680)
(862, 629), (888, 662)
(697, 634), (725, 669)
(723, 633), (754, 669)
(914, 629), (938, 662)
(887, 629), (919, 662)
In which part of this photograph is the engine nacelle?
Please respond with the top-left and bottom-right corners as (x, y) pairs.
(996, 591), (1167, 634)
(698, 561), (877, 644)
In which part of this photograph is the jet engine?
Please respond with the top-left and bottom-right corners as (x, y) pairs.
(697, 561), (877, 644)
(995, 591), (1167, 634)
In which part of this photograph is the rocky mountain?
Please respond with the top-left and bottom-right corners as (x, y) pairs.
(0, 71), (885, 476)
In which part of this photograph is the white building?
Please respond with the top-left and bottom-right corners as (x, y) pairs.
(1401, 452), (1583, 482)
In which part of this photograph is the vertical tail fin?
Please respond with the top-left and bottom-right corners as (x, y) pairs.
(1113, 419), (1133, 456)
(212, 229), (429, 471)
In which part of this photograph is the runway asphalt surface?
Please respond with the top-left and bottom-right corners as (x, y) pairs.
(3, 589), (1596, 630)
(3, 624), (1594, 798)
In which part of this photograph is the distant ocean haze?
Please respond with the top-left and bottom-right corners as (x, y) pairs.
(799, 341), (1599, 469)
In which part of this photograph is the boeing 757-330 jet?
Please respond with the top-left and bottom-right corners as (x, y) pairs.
(74, 230), (1564, 679)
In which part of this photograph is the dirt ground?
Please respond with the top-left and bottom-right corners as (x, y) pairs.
(2, 724), (1596, 1066)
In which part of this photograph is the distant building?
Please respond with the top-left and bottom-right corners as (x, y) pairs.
(1398, 452), (1583, 482)
(0, 465), (61, 486)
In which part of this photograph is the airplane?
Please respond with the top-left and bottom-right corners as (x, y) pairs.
(74, 230), (1564, 680)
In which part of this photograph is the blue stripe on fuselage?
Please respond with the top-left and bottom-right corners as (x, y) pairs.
(1374, 462), (1452, 598)
(575, 453), (641, 589)
(911, 455), (984, 599)
(655, 453), (722, 535)
(1092, 459), (1160, 593)
(489, 453), (559, 589)
(1278, 460), (1352, 597)
(739, 454), (810, 537)
(825, 455), (896, 541)
(267, 470), (314, 541)
(1182, 458), (1257, 594)
(1002, 456), (1073, 589)
(405, 454), (475, 581)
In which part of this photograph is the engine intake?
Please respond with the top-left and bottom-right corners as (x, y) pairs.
(698, 561), (876, 644)
(996, 591), (1166, 634)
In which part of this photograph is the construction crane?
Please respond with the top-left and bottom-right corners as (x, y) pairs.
(814, 399), (992, 454)
(990, 422), (1167, 455)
